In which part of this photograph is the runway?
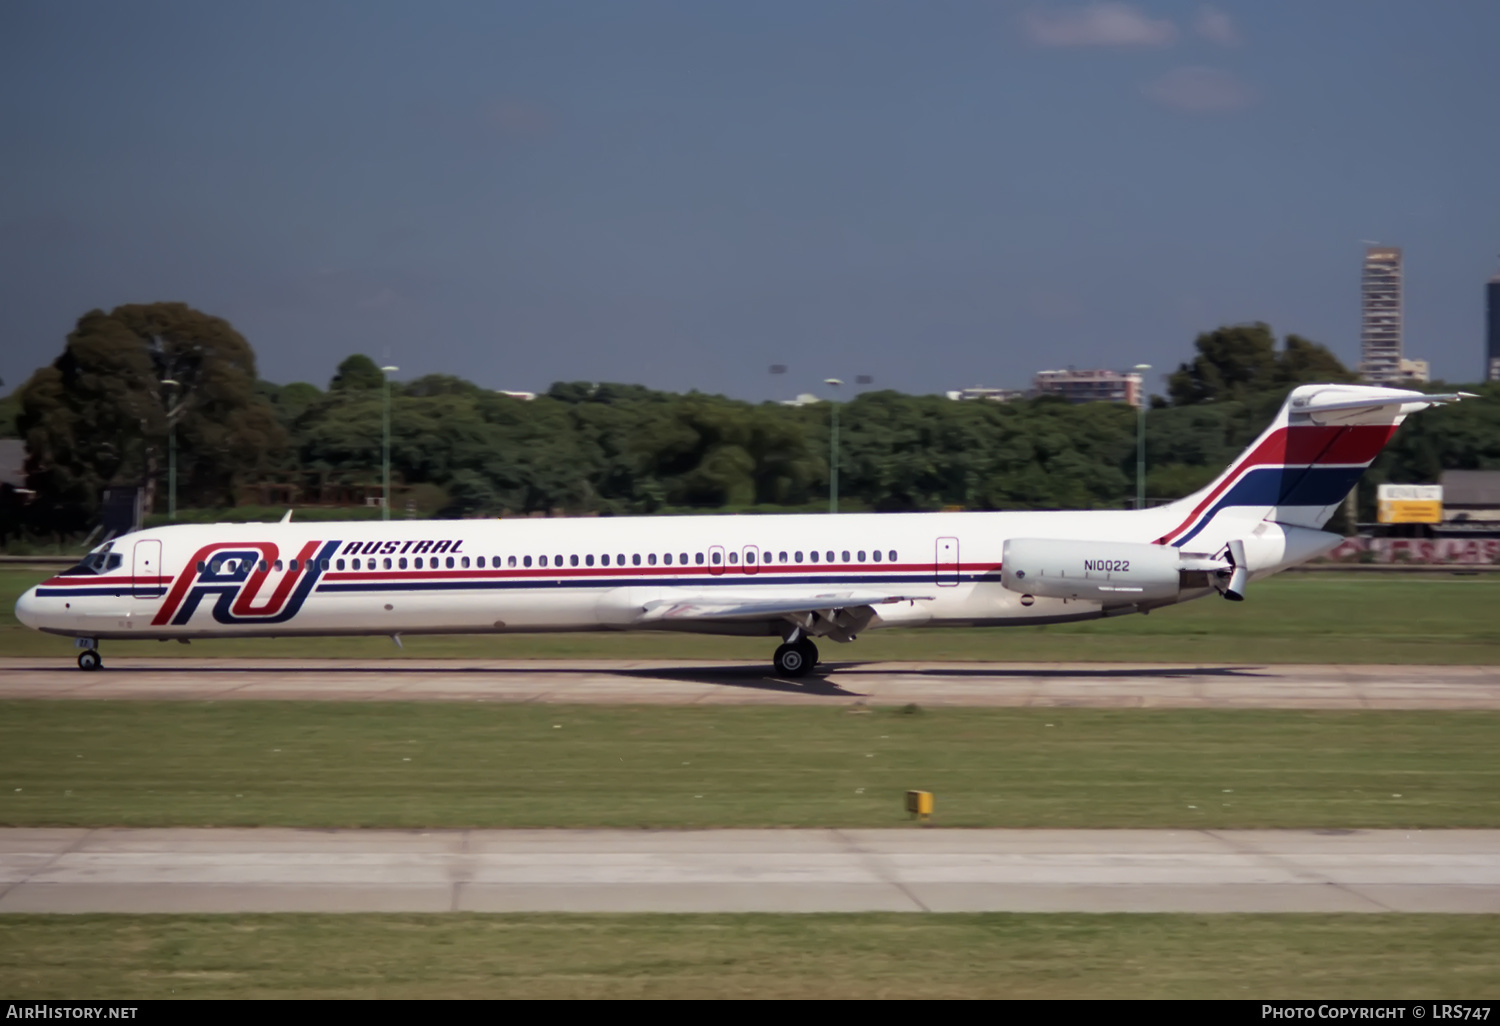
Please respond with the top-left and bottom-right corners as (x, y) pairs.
(2, 828), (1496, 914)
(0, 657), (1497, 708)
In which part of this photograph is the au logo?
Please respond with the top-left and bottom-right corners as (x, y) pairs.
(152, 540), (342, 626)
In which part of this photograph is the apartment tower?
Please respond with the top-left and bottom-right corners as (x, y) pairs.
(1359, 246), (1403, 384)
(1488, 264), (1500, 382)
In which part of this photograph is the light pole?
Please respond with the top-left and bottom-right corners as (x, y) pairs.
(1133, 363), (1151, 510)
(161, 379), (181, 520)
(381, 366), (399, 521)
(824, 378), (843, 513)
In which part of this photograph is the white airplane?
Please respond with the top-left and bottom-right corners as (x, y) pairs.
(15, 383), (1472, 675)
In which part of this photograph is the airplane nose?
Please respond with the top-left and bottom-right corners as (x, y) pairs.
(14, 586), (44, 630)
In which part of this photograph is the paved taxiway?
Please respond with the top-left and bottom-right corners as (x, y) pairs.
(0, 658), (1496, 708)
(2, 828), (1496, 914)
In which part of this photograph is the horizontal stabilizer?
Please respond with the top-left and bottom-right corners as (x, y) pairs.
(1289, 387), (1475, 424)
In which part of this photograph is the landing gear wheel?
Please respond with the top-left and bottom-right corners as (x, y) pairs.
(795, 637), (819, 668)
(773, 642), (812, 678)
(77, 650), (102, 672)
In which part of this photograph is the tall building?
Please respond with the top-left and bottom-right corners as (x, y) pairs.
(1032, 369), (1143, 407)
(1359, 246), (1403, 384)
(1488, 265), (1500, 382)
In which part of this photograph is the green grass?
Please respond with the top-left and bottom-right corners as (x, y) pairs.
(3, 913), (1498, 998)
(3, 703), (1497, 829)
(4, 568), (1499, 664)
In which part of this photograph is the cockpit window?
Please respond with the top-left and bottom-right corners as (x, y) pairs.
(58, 545), (122, 576)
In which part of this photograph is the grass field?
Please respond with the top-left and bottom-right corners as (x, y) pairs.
(3, 913), (1499, 998)
(3, 702), (1497, 829)
(3, 568), (1499, 664)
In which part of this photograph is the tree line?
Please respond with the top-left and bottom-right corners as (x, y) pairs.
(2, 303), (1497, 543)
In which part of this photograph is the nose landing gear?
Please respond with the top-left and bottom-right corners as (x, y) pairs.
(772, 637), (819, 678)
(75, 638), (101, 671)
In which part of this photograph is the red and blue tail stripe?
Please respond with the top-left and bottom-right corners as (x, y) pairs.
(1156, 424), (1396, 547)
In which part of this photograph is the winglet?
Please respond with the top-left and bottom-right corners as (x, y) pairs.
(280, 509), (294, 524)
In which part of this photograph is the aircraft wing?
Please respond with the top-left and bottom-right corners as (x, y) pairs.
(637, 591), (935, 623)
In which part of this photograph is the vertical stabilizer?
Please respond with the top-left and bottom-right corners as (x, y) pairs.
(1153, 384), (1472, 547)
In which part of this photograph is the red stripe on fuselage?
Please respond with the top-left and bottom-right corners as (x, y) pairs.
(319, 561), (986, 583)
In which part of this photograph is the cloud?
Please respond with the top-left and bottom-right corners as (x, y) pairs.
(1022, 3), (1179, 48)
(1141, 66), (1255, 112)
(1193, 6), (1241, 46)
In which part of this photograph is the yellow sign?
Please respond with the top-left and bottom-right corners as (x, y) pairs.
(1378, 500), (1442, 524)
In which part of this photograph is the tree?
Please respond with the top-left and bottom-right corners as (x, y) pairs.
(1169, 324), (1357, 406)
(1168, 323), (1279, 405)
(329, 354), (385, 392)
(16, 303), (286, 529)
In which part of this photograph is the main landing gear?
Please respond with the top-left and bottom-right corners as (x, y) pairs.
(772, 637), (819, 678)
(75, 639), (101, 672)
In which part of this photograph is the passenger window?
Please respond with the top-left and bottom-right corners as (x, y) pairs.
(795, 551), (803, 562)
(648, 554), (657, 566)
(696, 553), (704, 565)
(415, 557), (424, 569)
(586, 554), (595, 567)
(351, 558), (360, 571)
(710, 551), (721, 565)
(889, 550), (897, 561)
(872, 550), (881, 562)
(809, 551), (819, 563)
(828, 551), (836, 562)
(555, 554), (563, 566)
(539, 555), (548, 567)
(663, 553), (672, 565)
(398, 557), (408, 570)
(569, 554), (578, 567)
(618, 554), (626, 565)
(729, 552), (739, 564)
(746, 551), (756, 564)
(632, 554), (641, 566)
(779, 551), (787, 563)
(524, 556), (533, 568)
(602, 554), (610, 566)
(841, 551), (850, 562)
(680, 553), (688, 564)
(336, 559), (345, 571)
(320, 559), (330, 571)
(383, 557), (392, 570)
(274, 560), (284, 572)
(857, 551), (866, 562)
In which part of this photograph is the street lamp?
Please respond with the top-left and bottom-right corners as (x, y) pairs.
(1132, 363), (1152, 510)
(381, 366), (399, 521)
(824, 378), (843, 513)
(161, 379), (181, 520)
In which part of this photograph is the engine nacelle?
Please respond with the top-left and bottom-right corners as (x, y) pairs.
(1001, 537), (1183, 603)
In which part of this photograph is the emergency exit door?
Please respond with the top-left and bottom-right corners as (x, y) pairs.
(935, 537), (959, 587)
(132, 540), (162, 598)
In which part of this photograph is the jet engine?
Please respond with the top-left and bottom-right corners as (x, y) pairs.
(1000, 537), (1228, 604)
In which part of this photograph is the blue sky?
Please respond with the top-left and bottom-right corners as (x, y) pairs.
(3, 1), (1498, 400)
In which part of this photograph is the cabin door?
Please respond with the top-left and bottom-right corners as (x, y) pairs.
(935, 537), (959, 587)
(132, 540), (162, 598)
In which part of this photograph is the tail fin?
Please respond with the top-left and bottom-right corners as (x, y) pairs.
(1154, 384), (1473, 548)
